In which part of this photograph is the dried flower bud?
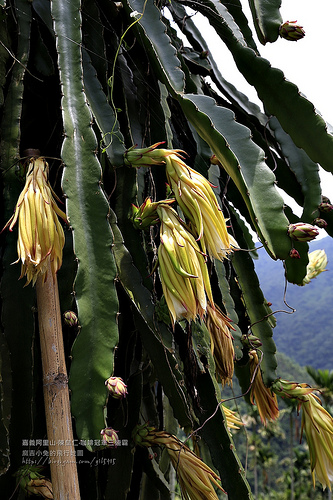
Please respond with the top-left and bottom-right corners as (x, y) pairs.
(105, 376), (128, 399)
(63, 310), (78, 327)
(289, 248), (301, 259)
(319, 202), (333, 213)
(313, 218), (328, 228)
(279, 21), (305, 41)
(210, 154), (220, 165)
(287, 222), (319, 242)
(100, 427), (119, 447)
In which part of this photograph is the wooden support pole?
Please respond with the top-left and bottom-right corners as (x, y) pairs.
(36, 263), (81, 500)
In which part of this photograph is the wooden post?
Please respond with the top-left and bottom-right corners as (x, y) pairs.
(36, 262), (81, 500)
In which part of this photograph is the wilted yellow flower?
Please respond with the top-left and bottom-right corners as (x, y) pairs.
(249, 350), (279, 425)
(300, 249), (328, 286)
(3, 157), (67, 285)
(132, 424), (224, 499)
(125, 144), (237, 260)
(302, 394), (333, 490)
(15, 465), (53, 499)
(156, 203), (213, 326)
(205, 303), (235, 385)
(222, 403), (244, 430)
(273, 379), (333, 490)
(164, 153), (237, 260)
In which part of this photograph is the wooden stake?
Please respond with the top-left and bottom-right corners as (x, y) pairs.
(36, 263), (81, 500)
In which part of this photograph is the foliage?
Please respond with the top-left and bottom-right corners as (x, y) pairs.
(0, 0), (332, 498)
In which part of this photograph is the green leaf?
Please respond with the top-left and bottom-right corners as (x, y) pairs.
(230, 221), (278, 386)
(181, 0), (333, 172)
(178, 93), (291, 259)
(217, 0), (258, 50)
(283, 206), (309, 285)
(269, 117), (321, 221)
(124, 0), (185, 94)
(51, 0), (119, 447)
(82, 50), (125, 167)
(0, 8), (10, 107)
(158, 82), (173, 149)
(168, 1), (261, 118)
(248, 0), (282, 44)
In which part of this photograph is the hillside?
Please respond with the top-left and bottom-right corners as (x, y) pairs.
(254, 236), (333, 370)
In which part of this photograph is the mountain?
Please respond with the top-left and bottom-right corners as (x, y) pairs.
(253, 236), (333, 370)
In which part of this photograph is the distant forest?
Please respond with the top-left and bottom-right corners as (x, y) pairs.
(255, 235), (333, 370)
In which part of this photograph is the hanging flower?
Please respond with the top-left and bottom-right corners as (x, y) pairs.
(222, 404), (244, 430)
(156, 203), (213, 326)
(164, 153), (238, 260)
(125, 144), (238, 260)
(273, 379), (333, 490)
(205, 303), (235, 385)
(132, 424), (225, 499)
(2, 157), (68, 285)
(249, 350), (279, 425)
(299, 249), (328, 286)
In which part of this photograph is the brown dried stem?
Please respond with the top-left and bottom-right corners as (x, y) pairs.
(36, 263), (80, 500)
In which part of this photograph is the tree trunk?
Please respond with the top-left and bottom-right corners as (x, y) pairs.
(36, 264), (81, 500)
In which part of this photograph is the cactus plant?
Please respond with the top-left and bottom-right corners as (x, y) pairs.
(1, 0), (333, 498)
